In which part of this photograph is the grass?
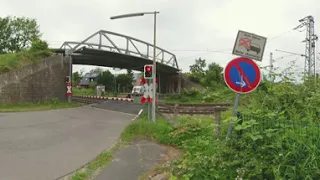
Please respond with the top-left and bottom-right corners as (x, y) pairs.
(0, 100), (80, 112)
(71, 150), (113, 180)
(71, 139), (125, 180)
(72, 88), (97, 96)
(0, 49), (52, 74)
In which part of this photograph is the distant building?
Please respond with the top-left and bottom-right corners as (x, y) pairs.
(79, 72), (100, 88)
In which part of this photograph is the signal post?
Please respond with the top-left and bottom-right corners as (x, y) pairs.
(141, 65), (158, 121)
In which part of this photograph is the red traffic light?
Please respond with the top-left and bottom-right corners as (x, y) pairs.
(145, 66), (152, 72)
(144, 65), (153, 79)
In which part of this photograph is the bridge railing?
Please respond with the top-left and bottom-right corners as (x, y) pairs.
(59, 30), (179, 69)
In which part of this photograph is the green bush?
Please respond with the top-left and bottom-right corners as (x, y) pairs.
(181, 88), (200, 97)
(30, 38), (49, 51)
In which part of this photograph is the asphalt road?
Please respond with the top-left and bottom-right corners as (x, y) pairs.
(0, 106), (135, 180)
(92, 100), (143, 115)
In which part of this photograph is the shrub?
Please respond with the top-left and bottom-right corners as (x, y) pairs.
(30, 38), (49, 51)
(181, 88), (200, 98)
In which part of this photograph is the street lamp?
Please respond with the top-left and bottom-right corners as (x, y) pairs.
(110, 11), (159, 122)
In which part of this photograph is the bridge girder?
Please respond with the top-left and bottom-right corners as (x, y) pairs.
(58, 30), (179, 70)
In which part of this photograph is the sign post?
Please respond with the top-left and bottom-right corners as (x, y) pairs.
(140, 78), (158, 121)
(223, 57), (262, 138)
(232, 30), (267, 61)
(66, 82), (72, 97)
(224, 30), (267, 139)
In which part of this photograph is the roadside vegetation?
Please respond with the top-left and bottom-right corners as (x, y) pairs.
(124, 63), (320, 179)
(0, 16), (52, 74)
(0, 99), (80, 112)
(71, 57), (320, 180)
(72, 88), (97, 96)
(144, 59), (320, 179)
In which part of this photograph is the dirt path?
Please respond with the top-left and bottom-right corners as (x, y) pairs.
(94, 138), (181, 180)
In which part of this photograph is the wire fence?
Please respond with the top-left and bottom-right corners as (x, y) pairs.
(236, 112), (320, 138)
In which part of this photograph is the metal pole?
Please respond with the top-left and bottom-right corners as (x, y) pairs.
(158, 73), (161, 94)
(148, 102), (151, 120)
(226, 93), (240, 139)
(151, 11), (157, 122)
(178, 69), (182, 94)
(68, 55), (73, 103)
(269, 52), (274, 83)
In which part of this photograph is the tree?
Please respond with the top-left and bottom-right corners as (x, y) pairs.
(72, 71), (82, 84)
(30, 38), (48, 51)
(97, 70), (115, 92)
(115, 70), (134, 93)
(202, 62), (224, 88)
(90, 67), (103, 74)
(189, 58), (206, 83)
(0, 16), (41, 54)
(0, 17), (11, 53)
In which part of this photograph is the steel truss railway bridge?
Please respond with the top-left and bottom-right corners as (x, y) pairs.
(54, 30), (181, 94)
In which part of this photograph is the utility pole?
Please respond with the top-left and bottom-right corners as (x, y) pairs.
(110, 11), (159, 123)
(294, 16), (318, 78)
(269, 52), (274, 82)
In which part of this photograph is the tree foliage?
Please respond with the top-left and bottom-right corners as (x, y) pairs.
(97, 70), (115, 92)
(189, 58), (206, 83)
(188, 58), (224, 89)
(90, 67), (103, 74)
(72, 71), (82, 84)
(76, 68), (135, 93)
(0, 16), (41, 54)
(30, 38), (48, 51)
(115, 69), (134, 93)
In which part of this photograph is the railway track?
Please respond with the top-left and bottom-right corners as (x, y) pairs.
(72, 96), (231, 115)
(157, 103), (231, 115)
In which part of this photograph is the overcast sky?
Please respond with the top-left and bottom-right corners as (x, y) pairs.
(1, 0), (319, 75)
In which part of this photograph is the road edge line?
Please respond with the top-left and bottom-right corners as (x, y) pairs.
(132, 109), (143, 121)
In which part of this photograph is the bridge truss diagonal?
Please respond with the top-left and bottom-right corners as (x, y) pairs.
(59, 30), (179, 70)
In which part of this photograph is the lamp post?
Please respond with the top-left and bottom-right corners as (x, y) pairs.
(110, 11), (159, 122)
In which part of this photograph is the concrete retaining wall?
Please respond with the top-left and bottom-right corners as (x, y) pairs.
(0, 54), (70, 104)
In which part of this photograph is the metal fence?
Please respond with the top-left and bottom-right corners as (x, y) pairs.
(236, 112), (320, 138)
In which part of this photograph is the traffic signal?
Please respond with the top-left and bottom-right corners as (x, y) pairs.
(144, 65), (153, 79)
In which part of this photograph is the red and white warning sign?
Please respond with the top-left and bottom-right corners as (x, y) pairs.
(140, 78), (158, 104)
(66, 82), (72, 96)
